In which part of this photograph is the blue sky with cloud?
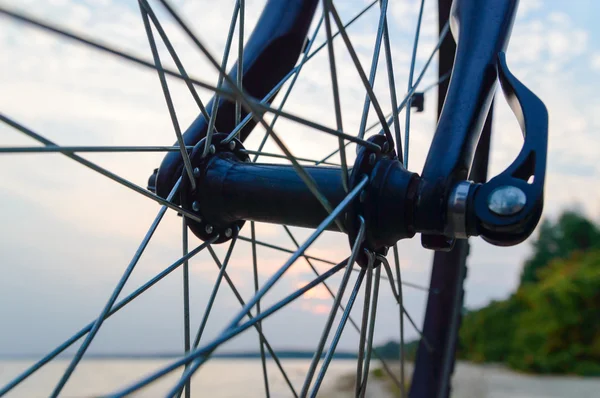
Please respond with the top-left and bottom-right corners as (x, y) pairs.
(0, 0), (598, 364)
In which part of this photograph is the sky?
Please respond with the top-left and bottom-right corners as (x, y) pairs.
(0, 0), (599, 377)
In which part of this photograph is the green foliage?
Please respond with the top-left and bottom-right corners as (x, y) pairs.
(508, 250), (600, 374)
(520, 211), (600, 284)
(458, 297), (521, 363)
(374, 340), (419, 361)
(459, 210), (600, 375)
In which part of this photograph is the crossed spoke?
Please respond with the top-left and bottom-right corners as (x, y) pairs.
(139, 2), (196, 189)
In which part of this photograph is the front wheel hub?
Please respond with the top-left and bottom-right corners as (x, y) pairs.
(177, 133), (420, 257)
(346, 135), (419, 266)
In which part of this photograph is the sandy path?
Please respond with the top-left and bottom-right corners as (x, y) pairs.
(452, 361), (600, 398)
(322, 361), (600, 397)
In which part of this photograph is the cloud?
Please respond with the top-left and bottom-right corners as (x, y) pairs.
(591, 53), (600, 71)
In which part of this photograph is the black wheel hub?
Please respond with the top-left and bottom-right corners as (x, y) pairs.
(178, 133), (419, 257)
(347, 135), (420, 267)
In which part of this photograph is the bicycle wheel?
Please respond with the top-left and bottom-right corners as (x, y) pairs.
(0, 0), (535, 397)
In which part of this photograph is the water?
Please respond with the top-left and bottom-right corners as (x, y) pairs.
(3, 359), (600, 397)
(0, 358), (357, 397)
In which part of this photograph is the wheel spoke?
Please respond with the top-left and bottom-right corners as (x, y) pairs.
(251, 103), (381, 152)
(252, 15), (324, 162)
(305, 0), (378, 64)
(139, 3), (196, 189)
(356, 0), (389, 144)
(322, 0), (348, 191)
(203, 244), (298, 398)
(325, 0), (393, 143)
(49, 182), (185, 397)
(381, 15), (404, 162)
(420, 71), (451, 93)
(299, 217), (366, 396)
(109, 259), (348, 397)
(403, 0), (427, 166)
(378, 254), (433, 352)
(222, 71), (293, 143)
(393, 245), (406, 397)
(139, 0), (213, 123)
(202, 0), (241, 158)
(0, 114), (203, 223)
(0, 145), (194, 153)
(251, 222), (271, 397)
(309, 268), (366, 398)
(241, 149), (339, 166)
(359, 264), (381, 398)
(0, 238), (215, 396)
(315, 141), (352, 165)
(190, 236), (238, 349)
(355, 254), (374, 396)
(238, 235), (336, 265)
(181, 218), (191, 398)
(240, 233), (433, 292)
(235, 0), (244, 125)
(366, 21), (450, 137)
(282, 226), (403, 392)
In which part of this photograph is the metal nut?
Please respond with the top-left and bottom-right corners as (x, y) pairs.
(192, 201), (200, 212)
(225, 228), (233, 238)
(487, 186), (527, 216)
(228, 141), (236, 150)
(205, 225), (214, 234)
(209, 145), (216, 154)
(193, 167), (201, 177)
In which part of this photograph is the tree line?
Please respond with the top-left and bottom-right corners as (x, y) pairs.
(458, 210), (600, 375)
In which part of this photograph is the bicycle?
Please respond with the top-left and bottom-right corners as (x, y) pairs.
(0, 0), (547, 396)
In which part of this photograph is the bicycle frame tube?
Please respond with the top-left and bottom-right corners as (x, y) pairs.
(416, 0), (518, 245)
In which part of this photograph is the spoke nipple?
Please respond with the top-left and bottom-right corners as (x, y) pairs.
(228, 141), (236, 150)
(205, 225), (214, 234)
(369, 153), (377, 165)
(225, 228), (232, 238)
(487, 185), (527, 216)
(209, 145), (216, 154)
(193, 167), (201, 177)
(192, 201), (200, 212)
(383, 142), (390, 153)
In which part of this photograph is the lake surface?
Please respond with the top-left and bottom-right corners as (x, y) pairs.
(1, 359), (599, 397)
(0, 358), (357, 397)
